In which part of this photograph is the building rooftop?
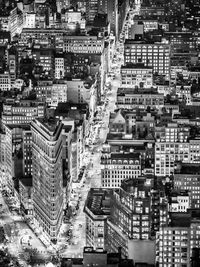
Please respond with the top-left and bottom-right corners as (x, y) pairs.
(61, 258), (83, 266)
(117, 87), (161, 96)
(170, 213), (191, 228)
(110, 152), (140, 160)
(36, 117), (61, 133)
(63, 125), (72, 132)
(170, 190), (189, 198)
(107, 132), (155, 142)
(0, 6), (16, 16)
(175, 163), (200, 175)
(61, 247), (134, 267)
(84, 188), (112, 216)
(135, 264), (155, 267)
(134, 15), (160, 21)
(19, 177), (32, 187)
(110, 144), (146, 153)
(84, 247), (107, 254)
(5, 124), (31, 131)
(22, 28), (66, 33)
(170, 211), (200, 228)
(124, 39), (169, 45)
(121, 178), (151, 194)
(56, 102), (88, 115)
(121, 63), (153, 70)
(0, 31), (10, 39)
(93, 13), (108, 28)
(4, 99), (44, 107)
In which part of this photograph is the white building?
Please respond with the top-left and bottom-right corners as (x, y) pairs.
(62, 10), (82, 23)
(155, 123), (190, 176)
(2, 100), (45, 126)
(35, 81), (68, 107)
(13, 79), (24, 90)
(176, 85), (192, 105)
(169, 191), (190, 213)
(124, 40), (171, 80)
(121, 64), (153, 88)
(51, 83), (68, 107)
(0, 7), (19, 37)
(0, 72), (11, 91)
(84, 188), (111, 250)
(54, 57), (65, 79)
(63, 35), (104, 54)
(24, 13), (36, 28)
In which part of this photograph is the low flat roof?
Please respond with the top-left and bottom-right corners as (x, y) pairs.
(85, 188), (112, 216)
(117, 87), (161, 96)
(19, 177), (32, 187)
(170, 213), (191, 227)
(176, 164), (200, 175)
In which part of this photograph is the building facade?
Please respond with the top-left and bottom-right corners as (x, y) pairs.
(0, 72), (11, 91)
(121, 64), (153, 88)
(117, 88), (164, 110)
(63, 35), (104, 54)
(174, 164), (200, 209)
(155, 123), (190, 177)
(124, 40), (170, 79)
(157, 212), (200, 267)
(31, 118), (64, 241)
(107, 178), (155, 264)
(101, 149), (141, 188)
(84, 188), (111, 249)
(1, 100), (45, 126)
(4, 124), (31, 192)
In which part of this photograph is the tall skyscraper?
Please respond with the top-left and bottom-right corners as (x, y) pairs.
(98, 0), (118, 35)
(31, 118), (64, 242)
(86, 0), (118, 35)
(86, 0), (98, 23)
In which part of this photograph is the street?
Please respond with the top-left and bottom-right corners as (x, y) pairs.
(55, 3), (133, 258)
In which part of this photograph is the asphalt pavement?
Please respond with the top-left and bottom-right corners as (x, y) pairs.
(56, 8), (128, 257)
